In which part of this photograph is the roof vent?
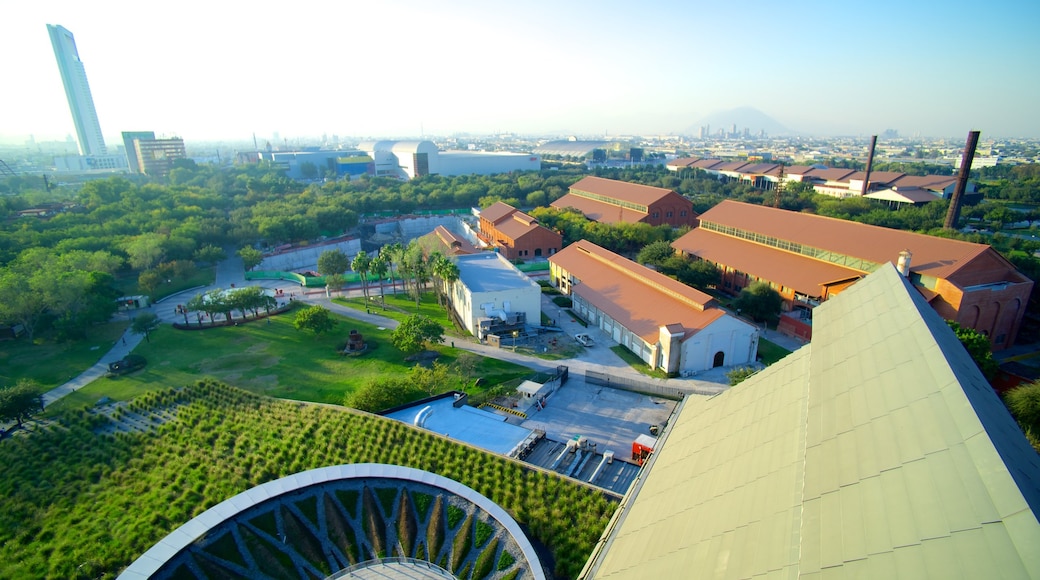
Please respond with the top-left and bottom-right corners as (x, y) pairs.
(896, 250), (912, 277)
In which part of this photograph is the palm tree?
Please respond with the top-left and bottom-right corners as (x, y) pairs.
(352, 251), (372, 305)
(370, 254), (389, 309)
(384, 242), (403, 295)
(432, 254), (460, 319)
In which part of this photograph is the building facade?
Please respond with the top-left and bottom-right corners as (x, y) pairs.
(449, 253), (541, 340)
(478, 202), (562, 261)
(121, 131), (155, 174)
(47, 24), (107, 156)
(672, 200), (1033, 349)
(132, 137), (187, 177)
(551, 176), (697, 227)
(549, 240), (758, 375)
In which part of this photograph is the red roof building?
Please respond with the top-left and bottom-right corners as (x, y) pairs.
(550, 176), (697, 227)
(477, 202), (562, 261)
(549, 240), (758, 374)
(672, 200), (1033, 349)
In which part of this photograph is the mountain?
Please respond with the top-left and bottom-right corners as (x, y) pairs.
(686, 106), (795, 137)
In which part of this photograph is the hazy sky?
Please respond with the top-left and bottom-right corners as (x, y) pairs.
(3, 0), (1039, 144)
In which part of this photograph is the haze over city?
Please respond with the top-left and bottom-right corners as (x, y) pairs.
(2, 0), (1039, 143)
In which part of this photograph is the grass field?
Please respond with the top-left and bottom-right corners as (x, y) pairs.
(334, 291), (459, 329)
(610, 345), (671, 379)
(0, 320), (130, 389)
(757, 337), (792, 365)
(44, 307), (531, 412)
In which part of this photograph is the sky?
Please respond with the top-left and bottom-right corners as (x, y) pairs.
(2, 0), (1039, 145)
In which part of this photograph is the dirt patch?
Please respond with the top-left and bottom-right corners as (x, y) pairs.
(404, 350), (440, 368)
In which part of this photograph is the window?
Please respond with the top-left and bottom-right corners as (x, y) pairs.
(652, 212), (660, 218)
(680, 210), (687, 217)
(666, 211), (673, 218)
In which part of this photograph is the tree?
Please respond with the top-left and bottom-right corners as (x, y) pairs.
(726, 366), (757, 386)
(352, 250), (372, 304)
(370, 254), (389, 308)
(0, 379), (44, 428)
(324, 273), (345, 296)
(124, 233), (166, 271)
(947, 321), (999, 379)
(1005, 381), (1040, 451)
(0, 272), (48, 342)
(636, 240), (676, 266)
(317, 248), (350, 279)
(390, 314), (445, 354)
(238, 246), (264, 271)
(733, 281), (783, 324)
(431, 253), (460, 317)
(384, 242), (404, 295)
(293, 305), (338, 337)
(131, 312), (161, 342)
(193, 245), (227, 265)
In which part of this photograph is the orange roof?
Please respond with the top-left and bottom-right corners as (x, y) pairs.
(567, 176), (677, 206)
(685, 200), (996, 280)
(480, 201), (519, 224)
(892, 174), (958, 191)
(672, 228), (862, 297)
(667, 157), (700, 168)
(550, 240), (725, 343)
(431, 225), (479, 255)
(550, 194), (648, 224)
(803, 168), (856, 182)
(494, 212), (556, 242)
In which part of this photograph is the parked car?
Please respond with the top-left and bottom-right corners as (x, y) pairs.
(107, 354), (147, 377)
(574, 333), (594, 347)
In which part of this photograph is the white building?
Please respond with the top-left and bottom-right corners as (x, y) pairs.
(550, 240), (759, 375)
(449, 253), (541, 340)
(357, 140), (539, 179)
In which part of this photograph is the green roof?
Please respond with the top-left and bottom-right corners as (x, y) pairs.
(586, 264), (1040, 578)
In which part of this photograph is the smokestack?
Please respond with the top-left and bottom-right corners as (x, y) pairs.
(944, 130), (980, 230)
(860, 135), (877, 197)
(896, 250), (912, 277)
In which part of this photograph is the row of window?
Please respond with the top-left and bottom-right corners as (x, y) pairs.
(702, 221), (880, 272)
(651, 209), (689, 219)
(570, 189), (649, 213)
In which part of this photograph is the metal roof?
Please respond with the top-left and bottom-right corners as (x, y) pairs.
(584, 264), (1040, 578)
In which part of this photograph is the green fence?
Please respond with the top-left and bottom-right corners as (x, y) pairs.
(246, 270), (369, 288)
(514, 262), (550, 273)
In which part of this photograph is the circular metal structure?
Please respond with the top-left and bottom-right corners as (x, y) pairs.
(119, 464), (545, 580)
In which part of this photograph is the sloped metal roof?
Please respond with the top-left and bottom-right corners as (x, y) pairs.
(585, 264), (1040, 578)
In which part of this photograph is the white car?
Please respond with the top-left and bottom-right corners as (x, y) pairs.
(574, 333), (594, 347)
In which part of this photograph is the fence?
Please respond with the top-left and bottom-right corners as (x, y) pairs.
(585, 370), (721, 400)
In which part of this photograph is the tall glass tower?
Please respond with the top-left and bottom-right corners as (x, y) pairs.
(47, 24), (107, 156)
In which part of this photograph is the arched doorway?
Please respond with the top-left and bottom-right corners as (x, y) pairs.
(713, 351), (725, 368)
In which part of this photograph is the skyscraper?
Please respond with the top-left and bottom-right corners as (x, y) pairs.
(47, 24), (107, 156)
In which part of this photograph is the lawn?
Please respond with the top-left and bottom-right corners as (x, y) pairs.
(0, 320), (130, 389)
(757, 337), (791, 365)
(334, 291), (458, 329)
(610, 345), (671, 379)
(50, 308), (532, 408)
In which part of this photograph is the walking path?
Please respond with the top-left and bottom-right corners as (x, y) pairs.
(38, 256), (806, 408)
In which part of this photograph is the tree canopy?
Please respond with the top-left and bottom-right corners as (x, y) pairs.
(733, 282), (783, 324)
(390, 314), (445, 354)
(0, 380), (43, 428)
(293, 305), (338, 337)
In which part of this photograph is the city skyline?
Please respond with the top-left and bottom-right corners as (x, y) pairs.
(3, 0), (1039, 145)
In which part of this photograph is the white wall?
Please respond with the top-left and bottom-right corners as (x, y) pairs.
(453, 281), (541, 339)
(679, 315), (759, 373)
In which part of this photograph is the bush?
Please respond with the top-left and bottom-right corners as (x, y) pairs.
(551, 296), (572, 308)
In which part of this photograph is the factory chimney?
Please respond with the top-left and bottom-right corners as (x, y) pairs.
(944, 130), (980, 230)
(860, 135), (877, 197)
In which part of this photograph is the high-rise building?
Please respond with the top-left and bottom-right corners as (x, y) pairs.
(121, 131), (155, 173)
(132, 137), (186, 177)
(47, 24), (107, 156)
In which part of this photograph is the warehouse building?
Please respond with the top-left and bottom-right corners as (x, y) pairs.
(449, 253), (541, 340)
(550, 176), (697, 227)
(477, 202), (562, 261)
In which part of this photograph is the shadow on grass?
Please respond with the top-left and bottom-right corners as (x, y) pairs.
(609, 345), (671, 379)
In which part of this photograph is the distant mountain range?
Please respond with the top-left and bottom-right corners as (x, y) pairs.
(686, 106), (795, 137)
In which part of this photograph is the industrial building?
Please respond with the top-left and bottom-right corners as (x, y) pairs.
(551, 176), (697, 227)
(667, 157), (974, 201)
(549, 240), (758, 375)
(449, 253), (541, 341)
(257, 149), (374, 180)
(582, 264), (1040, 578)
(357, 141), (539, 179)
(671, 200), (1033, 349)
(477, 202), (562, 261)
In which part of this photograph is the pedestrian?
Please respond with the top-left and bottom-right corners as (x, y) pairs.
(121, 336), (126, 345)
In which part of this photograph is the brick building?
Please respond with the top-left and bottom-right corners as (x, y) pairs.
(550, 176), (697, 227)
(477, 202), (562, 261)
(671, 200), (1033, 349)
